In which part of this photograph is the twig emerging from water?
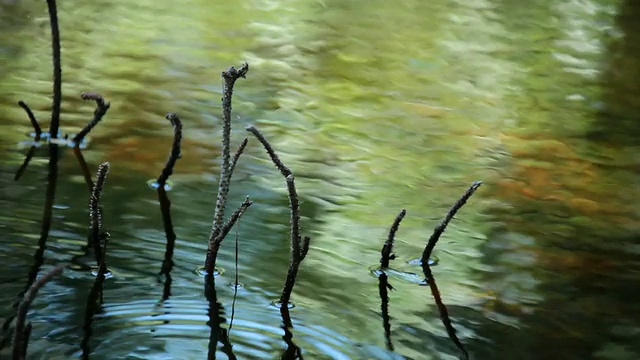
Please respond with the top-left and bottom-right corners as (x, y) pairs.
(208, 197), (253, 268)
(421, 181), (482, 265)
(46, 0), (61, 138)
(422, 264), (468, 360)
(12, 265), (64, 360)
(72, 92), (111, 191)
(82, 164), (112, 358)
(18, 101), (42, 138)
(72, 92), (110, 145)
(246, 125), (310, 307)
(381, 209), (406, 268)
(90, 163), (109, 266)
(377, 209), (406, 351)
(205, 63), (250, 275)
(156, 113), (183, 296)
(229, 138), (248, 176)
(14, 102), (43, 181)
(156, 113), (183, 187)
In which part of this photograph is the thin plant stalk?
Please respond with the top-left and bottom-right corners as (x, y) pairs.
(245, 125), (311, 307)
(205, 64), (249, 275)
(381, 209), (406, 268)
(421, 181), (482, 265)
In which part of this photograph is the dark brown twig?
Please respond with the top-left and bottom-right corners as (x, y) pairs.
(90, 163), (109, 266)
(245, 125), (291, 177)
(378, 210), (406, 351)
(156, 113), (183, 187)
(381, 209), (406, 268)
(46, 0), (61, 138)
(229, 137), (248, 176)
(207, 197), (253, 267)
(18, 101), (42, 138)
(421, 181), (482, 265)
(156, 114), (182, 295)
(205, 63), (250, 275)
(72, 92), (110, 145)
(422, 264), (469, 360)
(246, 125), (310, 306)
(71, 92), (110, 192)
(12, 265), (64, 360)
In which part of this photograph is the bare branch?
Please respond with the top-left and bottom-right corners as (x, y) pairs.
(156, 113), (183, 186)
(18, 101), (41, 139)
(46, 0), (61, 138)
(72, 92), (110, 145)
(205, 63), (250, 275)
(381, 209), (406, 268)
(245, 125), (292, 177)
(229, 137), (248, 175)
(90, 162), (109, 266)
(246, 125), (309, 306)
(421, 181), (481, 265)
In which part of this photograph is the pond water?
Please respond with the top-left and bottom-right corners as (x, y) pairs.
(1, 0), (639, 359)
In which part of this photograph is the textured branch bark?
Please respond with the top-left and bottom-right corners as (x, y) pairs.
(246, 125), (310, 306)
(421, 181), (482, 265)
(205, 63), (249, 275)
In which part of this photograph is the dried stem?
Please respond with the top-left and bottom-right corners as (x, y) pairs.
(207, 197), (253, 270)
(46, 0), (61, 138)
(245, 125), (291, 177)
(156, 114), (181, 282)
(18, 101), (41, 139)
(421, 181), (482, 265)
(12, 265), (64, 360)
(72, 92), (110, 145)
(246, 125), (310, 306)
(422, 264), (469, 360)
(381, 209), (406, 268)
(156, 113), (183, 187)
(90, 162), (109, 266)
(205, 63), (250, 275)
(229, 137), (248, 176)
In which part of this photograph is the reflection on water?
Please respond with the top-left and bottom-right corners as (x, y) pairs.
(1, 0), (639, 359)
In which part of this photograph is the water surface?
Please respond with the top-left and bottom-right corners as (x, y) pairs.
(1, 0), (639, 359)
